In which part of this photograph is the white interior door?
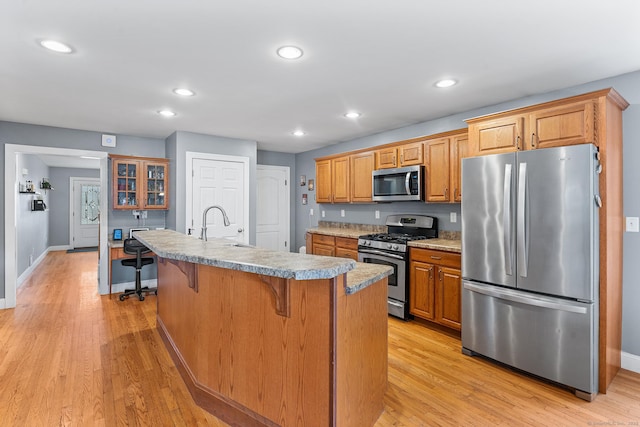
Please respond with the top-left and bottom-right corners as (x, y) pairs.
(190, 156), (247, 243)
(70, 177), (100, 248)
(256, 165), (290, 251)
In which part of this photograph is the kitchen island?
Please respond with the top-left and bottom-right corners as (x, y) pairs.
(134, 230), (392, 427)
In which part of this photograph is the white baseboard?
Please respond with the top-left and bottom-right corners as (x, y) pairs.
(622, 351), (640, 374)
(49, 245), (72, 251)
(0, 298), (5, 309)
(110, 279), (158, 295)
(17, 249), (51, 288)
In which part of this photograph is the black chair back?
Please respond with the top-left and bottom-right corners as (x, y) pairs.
(123, 238), (152, 269)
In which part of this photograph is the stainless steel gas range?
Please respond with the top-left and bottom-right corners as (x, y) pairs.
(358, 214), (438, 319)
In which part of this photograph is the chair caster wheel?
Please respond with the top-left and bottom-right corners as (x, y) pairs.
(119, 294), (126, 301)
(139, 296), (145, 301)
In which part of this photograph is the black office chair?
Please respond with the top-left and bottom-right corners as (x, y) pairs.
(119, 238), (157, 301)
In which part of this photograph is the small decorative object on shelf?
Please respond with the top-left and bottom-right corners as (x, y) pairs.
(40, 178), (53, 191)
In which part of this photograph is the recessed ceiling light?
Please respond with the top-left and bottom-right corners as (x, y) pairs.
(173, 88), (195, 97)
(435, 79), (457, 88)
(277, 46), (304, 60)
(39, 39), (73, 54)
(344, 112), (361, 119)
(158, 110), (176, 117)
(293, 130), (306, 137)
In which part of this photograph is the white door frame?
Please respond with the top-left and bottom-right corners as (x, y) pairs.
(256, 164), (290, 251)
(4, 144), (109, 309)
(69, 177), (101, 249)
(185, 151), (250, 242)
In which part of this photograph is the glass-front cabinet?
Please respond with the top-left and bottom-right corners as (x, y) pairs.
(111, 155), (169, 210)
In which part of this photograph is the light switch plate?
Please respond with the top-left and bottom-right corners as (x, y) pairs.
(310, 208), (314, 216)
(450, 212), (457, 223)
(375, 210), (380, 219)
(626, 217), (639, 232)
(321, 210), (325, 218)
(340, 209), (345, 217)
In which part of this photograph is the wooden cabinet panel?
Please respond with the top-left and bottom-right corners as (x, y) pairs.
(437, 266), (462, 330)
(529, 100), (596, 149)
(335, 247), (358, 261)
(399, 142), (423, 166)
(310, 234), (358, 260)
(315, 159), (332, 203)
(332, 156), (350, 203)
(409, 261), (435, 320)
(313, 243), (335, 257)
(335, 237), (358, 250)
(425, 137), (450, 202)
(375, 147), (398, 169)
(350, 151), (374, 202)
(451, 134), (468, 202)
(468, 115), (524, 156)
(410, 248), (461, 331)
(313, 234), (335, 246)
(112, 155), (169, 210)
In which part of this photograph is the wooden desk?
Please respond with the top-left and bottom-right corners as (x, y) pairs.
(108, 239), (155, 295)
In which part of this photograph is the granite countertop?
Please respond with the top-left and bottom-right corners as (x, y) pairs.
(408, 238), (461, 253)
(132, 231), (391, 296)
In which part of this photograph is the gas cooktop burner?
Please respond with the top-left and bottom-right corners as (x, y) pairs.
(360, 233), (430, 244)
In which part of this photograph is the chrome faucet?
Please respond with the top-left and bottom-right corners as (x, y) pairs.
(200, 205), (231, 241)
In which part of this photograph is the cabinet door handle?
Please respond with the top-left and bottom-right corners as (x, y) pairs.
(400, 154), (404, 164)
(516, 135), (521, 150)
(393, 155), (396, 166)
(444, 187), (448, 198)
(429, 267), (433, 280)
(454, 188), (458, 200)
(531, 133), (536, 148)
(439, 270), (443, 281)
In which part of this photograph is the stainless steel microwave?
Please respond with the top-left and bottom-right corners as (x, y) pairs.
(372, 165), (424, 202)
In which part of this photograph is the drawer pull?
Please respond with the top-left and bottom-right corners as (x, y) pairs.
(430, 256), (442, 260)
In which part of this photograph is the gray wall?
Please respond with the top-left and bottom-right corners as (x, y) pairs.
(293, 69), (640, 356)
(165, 131), (257, 243)
(16, 154), (50, 279)
(48, 167), (100, 247)
(257, 150), (297, 250)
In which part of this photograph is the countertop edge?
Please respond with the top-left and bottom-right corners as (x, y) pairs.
(345, 263), (393, 295)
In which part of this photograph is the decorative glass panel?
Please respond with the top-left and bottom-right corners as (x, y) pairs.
(81, 184), (100, 225)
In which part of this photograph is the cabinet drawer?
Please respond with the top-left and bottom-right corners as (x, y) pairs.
(335, 237), (357, 250)
(313, 234), (335, 246)
(335, 248), (358, 261)
(410, 248), (460, 268)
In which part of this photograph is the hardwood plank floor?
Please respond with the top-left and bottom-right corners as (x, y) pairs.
(0, 250), (638, 426)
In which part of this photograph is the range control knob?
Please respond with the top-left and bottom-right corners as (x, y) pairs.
(392, 244), (399, 251)
(387, 243), (393, 249)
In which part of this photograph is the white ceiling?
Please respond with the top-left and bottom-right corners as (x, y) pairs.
(2, 0), (640, 154)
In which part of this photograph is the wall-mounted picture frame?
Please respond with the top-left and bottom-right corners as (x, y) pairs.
(308, 179), (314, 191)
(300, 175), (306, 186)
(302, 194), (308, 205)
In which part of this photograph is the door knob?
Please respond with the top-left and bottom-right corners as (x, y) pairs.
(238, 228), (244, 233)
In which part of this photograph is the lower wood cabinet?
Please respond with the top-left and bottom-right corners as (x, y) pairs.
(409, 248), (461, 331)
(310, 233), (358, 261)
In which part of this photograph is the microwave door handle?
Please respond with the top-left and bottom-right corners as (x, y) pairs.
(405, 172), (411, 195)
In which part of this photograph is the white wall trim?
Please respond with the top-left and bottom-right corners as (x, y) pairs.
(49, 245), (72, 251)
(185, 151), (250, 242)
(17, 247), (50, 287)
(621, 351), (640, 374)
(0, 299), (5, 309)
(4, 144), (109, 309)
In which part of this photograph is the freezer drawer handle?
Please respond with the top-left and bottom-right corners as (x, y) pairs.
(388, 300), (404, 308)
(503, 164), (513, 275)
(463, 282), (587, 314)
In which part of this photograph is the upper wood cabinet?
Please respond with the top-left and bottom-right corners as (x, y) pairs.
(111, 155), (169, 210)
(424, 130), (468, 203)
(315, 156), (350, 204)
(375, 141), (423, 169)
(350, 151), (375, 202)
(528, 100), (596, 150)
(467, 96), (600, 156)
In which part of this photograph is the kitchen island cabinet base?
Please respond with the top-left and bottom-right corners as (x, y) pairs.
(156, 257), (388, 427)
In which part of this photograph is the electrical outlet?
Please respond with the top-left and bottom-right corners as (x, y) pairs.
(322, 210), (326, 218)
(375, 210), (380, 219)
(626, 217), (639, 232)
(141, 210), (148, 219)
(450, 212), (457, 223)
(310, 208), (314, 216)
(341, 209), (345, 217)
(132, 210), (139, 218)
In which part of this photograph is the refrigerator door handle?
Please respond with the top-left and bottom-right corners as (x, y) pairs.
(463, 282), (587, 314)
(503, 164), (513, 276)
(518, 162), (528, 277)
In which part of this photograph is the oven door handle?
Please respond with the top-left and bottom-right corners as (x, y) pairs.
(358, 249), (405, 260)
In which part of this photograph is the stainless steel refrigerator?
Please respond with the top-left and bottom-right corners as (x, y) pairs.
(461, 143), (600, 400)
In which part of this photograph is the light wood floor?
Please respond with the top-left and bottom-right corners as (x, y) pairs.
(1, 251), (639, 426)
